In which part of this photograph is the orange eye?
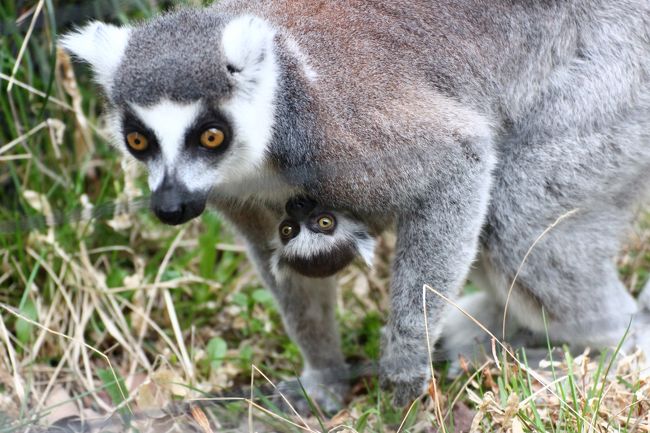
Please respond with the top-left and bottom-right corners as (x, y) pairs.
(126, 132), (148, 151)
(317, 215), (335, 231)
(200, 128), (225, 148)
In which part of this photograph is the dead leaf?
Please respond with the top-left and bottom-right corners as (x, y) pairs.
(44, 386), (79, 426)
(191, 405), (214, 433)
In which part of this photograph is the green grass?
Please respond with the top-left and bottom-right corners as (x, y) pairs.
(1, 1), (649, 432)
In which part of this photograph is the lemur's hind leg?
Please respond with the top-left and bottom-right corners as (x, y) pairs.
(439, 258), (530, 370)
(481, 99), (650, 357)
(438, 291), (502, 369)
(484, 206), (642, 358)
(629, 279), (650, 368)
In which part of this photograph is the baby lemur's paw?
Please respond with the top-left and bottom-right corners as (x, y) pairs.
(379, 327), (430, 406)
(276, 367), (349, 416)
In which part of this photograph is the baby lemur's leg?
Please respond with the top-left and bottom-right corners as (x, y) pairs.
(215, 200), (347, 413)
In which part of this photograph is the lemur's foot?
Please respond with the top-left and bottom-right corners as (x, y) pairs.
(276, 367), (349, 416)
(638, 281), (650, 312)
(379, 327), (429, 406)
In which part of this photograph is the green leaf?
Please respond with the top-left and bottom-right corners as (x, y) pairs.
(198, 212), (221, 279)
(215, 251), (240, 283)
(355, 410), (373, 432)
(106, 267), (128, 288)
(161, 268), (182, 281)
(16, 298), (37, 345)
(232, 292), (248, 308)
(97, 368), (129, 408)
(239, 344), (253, 363)
(206, 337), (228, 371)
(252, 288), (274, 306)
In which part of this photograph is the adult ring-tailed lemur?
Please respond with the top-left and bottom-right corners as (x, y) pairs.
(62, 0), (650, 412)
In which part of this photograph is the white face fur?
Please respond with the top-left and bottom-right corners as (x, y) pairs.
(61, 15), (281, 201)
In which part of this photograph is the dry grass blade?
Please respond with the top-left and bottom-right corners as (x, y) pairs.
(32, 343), (75, 415)
(0, 72), (73, 110)
(396, 399), (422, 433)
(190, 405), (214, 433)
(162, 287), (194, 380)
(57, 47), (95, 158)
(160, 228), (194, 380)
(422, 286), (447, 433)
(0, 154), (32, 161)
(6, 0), (44, 92)
(443, 360), (492, 423)
(250, 364), (312, 430)
(0, 310), (25, 403)
(0, 120), (48, 155)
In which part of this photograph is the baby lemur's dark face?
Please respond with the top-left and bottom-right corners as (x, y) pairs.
(271, 197), (376, 279)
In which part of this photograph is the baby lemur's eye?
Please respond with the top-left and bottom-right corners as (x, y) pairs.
(317, 215), (336, 231)
(126, 132), (149, 151)
(200, 128), (225, 149)
(279, 221), (299, 240)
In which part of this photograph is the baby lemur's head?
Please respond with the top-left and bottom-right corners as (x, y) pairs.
(271, 197), (376, 279)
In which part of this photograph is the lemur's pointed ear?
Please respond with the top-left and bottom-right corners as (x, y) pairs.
(221, 15), (276, 75)
(59, 22), (131, 90)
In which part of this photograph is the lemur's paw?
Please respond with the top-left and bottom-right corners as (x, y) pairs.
(276, 368), (349, 416)
(379, 327), (430, 406)
(379, 357), (428, 407)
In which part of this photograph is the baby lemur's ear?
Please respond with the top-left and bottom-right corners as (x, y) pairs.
(221, 15), (276, 78)
(357, 234), (377, 269)
(59, 21), (131, 90)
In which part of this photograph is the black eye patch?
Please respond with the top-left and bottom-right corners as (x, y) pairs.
(121, 110), (160, 160)
(279, 220), (300, 245)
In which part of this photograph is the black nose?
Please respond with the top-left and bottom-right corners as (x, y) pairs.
(285, 196), (317, 220)
(154, 201), (187, 225)
(151, 179), (206, 225)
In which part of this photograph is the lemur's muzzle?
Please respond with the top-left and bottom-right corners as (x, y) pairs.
(151, 177), (206, 225)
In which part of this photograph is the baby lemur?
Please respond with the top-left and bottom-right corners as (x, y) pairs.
(270, 196), (375, 279)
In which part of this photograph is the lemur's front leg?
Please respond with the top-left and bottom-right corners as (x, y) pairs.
(380, 169), (492, 405)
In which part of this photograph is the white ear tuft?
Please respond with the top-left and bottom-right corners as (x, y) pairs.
(357, 236), (377, 269)
(219, 15), (279, 180)
(221, 15), (276, 73)
(59, 21), (131, 89)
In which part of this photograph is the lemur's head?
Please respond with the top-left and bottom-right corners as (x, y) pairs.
(61, 10), (281, 225)
(270, 197), (376, 279)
